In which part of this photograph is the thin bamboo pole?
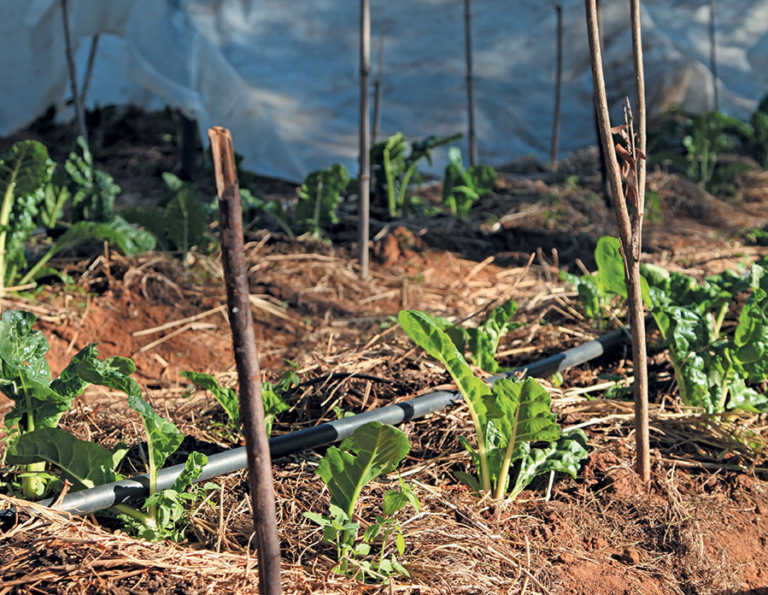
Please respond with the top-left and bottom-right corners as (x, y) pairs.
(359, 0), (371, 279)
(464, 0), (478, 166)
(709, 0), (719, 112)
(550, 4), (563, 171)
(80, 35), (100, 103)
(208, 126), (282, 594)
(631, 0), (647, 198)
(372, 33), (384, 144)
(60, 0), (87, 145)
(584, 0), (651, 483)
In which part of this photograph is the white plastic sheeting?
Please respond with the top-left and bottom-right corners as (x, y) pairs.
(1, 1), (768, 182)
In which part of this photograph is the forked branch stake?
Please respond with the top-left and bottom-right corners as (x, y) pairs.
(584, 0), (650, 483)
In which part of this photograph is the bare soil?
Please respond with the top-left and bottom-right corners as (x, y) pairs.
(1, 109), (768, 594)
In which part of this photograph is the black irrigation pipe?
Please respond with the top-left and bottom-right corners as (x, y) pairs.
(39, 326), (629, 515)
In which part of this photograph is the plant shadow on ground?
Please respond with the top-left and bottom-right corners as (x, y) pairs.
(1, 108), (768, 593)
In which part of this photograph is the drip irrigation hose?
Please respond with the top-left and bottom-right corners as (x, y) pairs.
(38, 326), (629, 515)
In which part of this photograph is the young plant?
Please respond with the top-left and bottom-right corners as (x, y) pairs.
(569, 236), (768, 415)
(0, 310), (132, 497)
(304, 421), (417, 581)
(435, 298), (520, 373)
(65, 136), (120, 223)
(123, 172), (209, 255)
(399, 310), (588, 499)
(0, 140), (50, 291)
(441, 147), (496, 217)
(0, 310), (207, 539)
(295, 163), (349, 238)
(371, 132), (461, 217)
(18, 217), (156, 286)
(181, 369), (293, 436)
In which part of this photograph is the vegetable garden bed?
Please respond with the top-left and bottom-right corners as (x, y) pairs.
(1, 109), (768, 593)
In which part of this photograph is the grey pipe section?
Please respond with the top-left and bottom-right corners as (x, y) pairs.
(40, 326), (629, 514)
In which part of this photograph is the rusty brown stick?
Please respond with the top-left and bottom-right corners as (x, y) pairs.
(585, 0), (650, 483)
(208, 126), (282, 594)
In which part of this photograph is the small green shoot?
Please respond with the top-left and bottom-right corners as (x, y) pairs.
(181, 369), (294, 436)
(304, 422), (417, 582)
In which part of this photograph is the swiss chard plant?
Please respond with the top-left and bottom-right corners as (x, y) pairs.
(399, 310), (588, 499)
(441, 147), (496, 217)
(565, 236), (768, 414)
(0, 140), (50, 291)
(181, 368), (293, 436)
(123, 172), (210, 256)
(304, 421), (418, 582)
(0, 310), (207, 540)
(0, 137), (155, 291)
(371, 132), (461, 218)
(434, 298), (520, 373)
(295, 163), (349, 238)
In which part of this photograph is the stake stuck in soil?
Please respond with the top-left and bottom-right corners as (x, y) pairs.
(358, 0), (371, 279)
(208, 126), (282, 594)
(585, 0), (651, 483)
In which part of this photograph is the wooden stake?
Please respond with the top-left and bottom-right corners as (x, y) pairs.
(631, 0), (647, 199)
(709, 0), (719, 112)
(584, 0), (651, 484)
(550, 4), (563, 171)
(372, 32), (384, 144)
(464, 0), (478, 167)
(80, 34), (100, 103)
(359, 0), (371, 278)
(208, 126), (282, 594)
(60, 0), (88, 145)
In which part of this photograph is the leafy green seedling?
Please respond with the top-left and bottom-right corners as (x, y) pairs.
(296, 163), (349, 238)
(304, 422), (415, 581)
(399, 310), (494, 492)
(123, 173), (209, 256)
(19, 217), (156, 286)
(436, 298), (520, 373)
(181, 369), (293, 436)
(1, 310), (207, 539)
(371, 132), (461, 218)
(442, 147), (496, 217)
(575, 236), (768, 414)
(65, 137), (120, 222)
(399, 310), (588, 499)
(0, 140), (50, 291)
(0, 311), (137, 497)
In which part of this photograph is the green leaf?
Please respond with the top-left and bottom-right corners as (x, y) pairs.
(171, 451), (207, 492)
(507, 429), (589, 500)
(486, 377), (561, 498)
(595, 236), (627, 298)
(55, 216), (156, 256)
(0, 309), (51, 386)
(181, 370), (240, 427)
(165, 184), (208, 253)
(398, 310), (491, 429)
(66, 136), (120, 222)
(261, 381), (290, 436)
(315, 421), (410, 519)
(6, 427), (123, 489)
(466, 299), (519, 372)
(128, 392), (184, 471)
